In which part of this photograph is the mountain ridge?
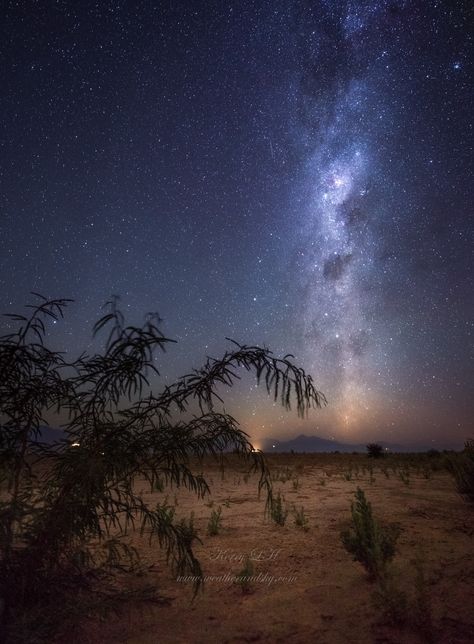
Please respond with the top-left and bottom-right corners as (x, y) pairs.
(261, 433), (431, 453)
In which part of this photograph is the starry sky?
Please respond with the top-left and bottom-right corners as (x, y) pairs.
(1, 1), (472, 449)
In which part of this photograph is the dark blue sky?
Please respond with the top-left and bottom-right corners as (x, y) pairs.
(1, 1), (472, 448)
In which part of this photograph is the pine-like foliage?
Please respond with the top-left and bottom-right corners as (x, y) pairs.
(0, 294), (325, 638)
(340, 488), (401, 579)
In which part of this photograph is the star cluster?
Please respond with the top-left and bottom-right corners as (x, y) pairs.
(1, 1), (472, 448)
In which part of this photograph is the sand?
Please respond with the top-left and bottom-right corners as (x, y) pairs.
(67, 454), (474, 644)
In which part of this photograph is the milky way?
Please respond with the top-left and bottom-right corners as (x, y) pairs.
(294, 4), (394, 437)
(1, 1), (472, 448)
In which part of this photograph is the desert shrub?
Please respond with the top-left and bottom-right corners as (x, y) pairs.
(368, 464), (375, 484)
(207, 507), (222, 536)
(447, 440), (474, 505)
(422, 466), (433, 480)
(271, 466), (293, 483)
(235, 556), (254, 594)
(367, 443), (384, 458)
(0, 295), (324, 639)
(399, 468), (410, 486)
(340, 488), (402, 579)
(292, 477), (300, 491)
(293, 506), (309, 531)
(270, 492), (288, 526)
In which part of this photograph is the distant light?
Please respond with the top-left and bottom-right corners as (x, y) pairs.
(71, 441), (80, 447)
(453, 62), (461, 70)
(272, 444), (276, 448)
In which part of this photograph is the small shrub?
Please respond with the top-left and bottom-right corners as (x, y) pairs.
(293, 506), (310, 531)
(367, 443), (384, 458)
(292, 478), (300, 491)
(270, 492), (288, 526)
(207, 507), (222, 536)
(271, 466), (293, 483)
(153, 476), (165, 492)
(340, 488), (402, 579)
(235, 556), (254, 594)
(447, 440), (474, 504)
(399, 469), (410, 486)
(422, 466), (433, 480)
(368, 464), (375, 484)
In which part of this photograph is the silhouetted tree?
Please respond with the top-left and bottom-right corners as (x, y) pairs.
(366, 443), (384, 458)
(0, 294), (325, 639)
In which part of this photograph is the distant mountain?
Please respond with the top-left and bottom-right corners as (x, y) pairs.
(261, 434), (425, 453)
(37, 426), (67, 444)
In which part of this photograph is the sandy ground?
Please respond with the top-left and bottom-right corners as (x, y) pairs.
(68, 454), (474, 644)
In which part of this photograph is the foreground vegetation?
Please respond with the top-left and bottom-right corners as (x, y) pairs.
(1, 295), (472, 642)
(0, 295), (324, 642)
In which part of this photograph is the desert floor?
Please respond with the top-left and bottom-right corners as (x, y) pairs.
(72, 453), (474, 644)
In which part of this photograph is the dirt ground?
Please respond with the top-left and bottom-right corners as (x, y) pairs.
(73, 454), (474, 644)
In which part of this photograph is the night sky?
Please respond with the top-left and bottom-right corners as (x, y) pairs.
(1, 1), (472, 449)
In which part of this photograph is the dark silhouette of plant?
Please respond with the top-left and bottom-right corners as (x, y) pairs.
(447, 439), (474, 505)
(340, 488), (402, 579)
(270, 491), (288, 526)
(0, 294), (325, 639)
(366, 443), (384, 458)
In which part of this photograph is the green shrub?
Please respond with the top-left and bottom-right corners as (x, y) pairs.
(270, 492), (288, 526)
(292, 477), (300, 491)
(399, 469), (410, 486)
(207, 507), (222, 536)
(293, 506), (309, 531)
(235, 556), (254, 594)
(341, 488), (402, 579)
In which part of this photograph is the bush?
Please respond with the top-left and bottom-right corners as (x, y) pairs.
(207, 507), (222, 536)
(270, 492), (288, 526)
(293, 506), (309, 531)
(235, 556), (254, 594)
(366, 443), (384, 458)
(0, 295), (325, 638)
(340, 488), (402, 579)
(447, 440), (474, 504)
